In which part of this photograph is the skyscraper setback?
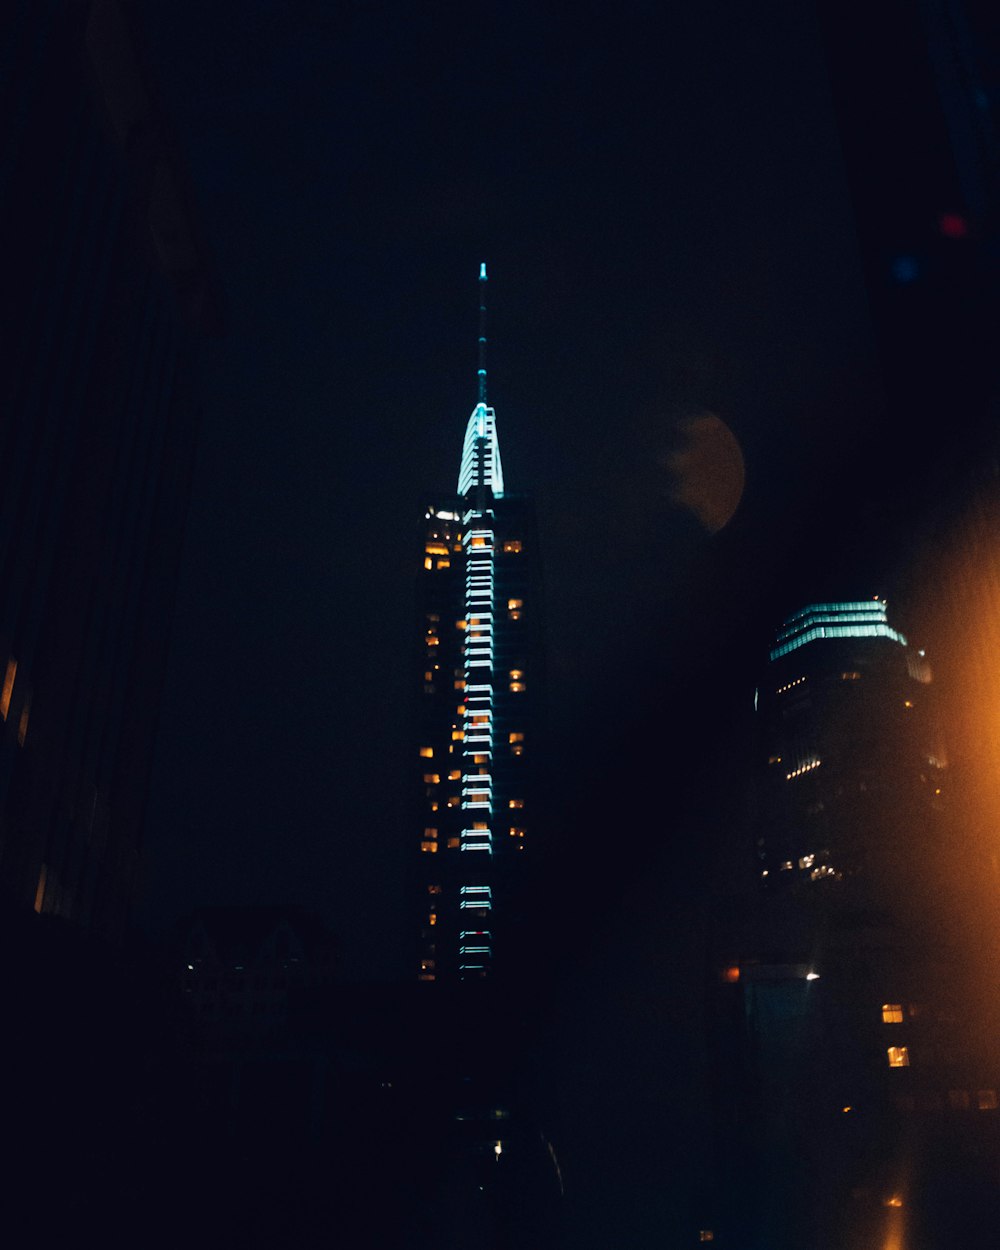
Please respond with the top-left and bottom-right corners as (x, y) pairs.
(412, 266), (542, 985)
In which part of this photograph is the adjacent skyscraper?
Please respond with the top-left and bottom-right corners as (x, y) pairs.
(412, 266), (542, 984)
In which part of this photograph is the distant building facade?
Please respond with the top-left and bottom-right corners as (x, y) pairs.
(412, 267), (543, 985)
(0, 2), (221, 940)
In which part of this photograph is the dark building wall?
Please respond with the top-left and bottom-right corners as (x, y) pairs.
(0, 1), (221, 940)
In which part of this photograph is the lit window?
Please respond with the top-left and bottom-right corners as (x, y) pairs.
(420, 841), (438, 853)
(424, 671), (433, 682)
(882, 1003), (904, 1024)
(454, 679), (466, 690)
(473, 754), (488, 765)
(447, 837), (460, 848)
(420, 960), (436, 970)
(426, 637), (440, 647)
(721, 966), (740, 983)
(503, 540), (522, 553)
(452, 730), (465, 741)
(425, 544), (449, 556)
(470, 536), (487, 547)
(448, 770), (461, 781)
(699, 1235), (714, 1244)
(428, 914), (437, 926)
(511, 745), (524, 757)
(419, 747), (434, 759)
(887, 1047), (910, 1068)
(435, 558), (450, 569)
(447, 796), (460, 808)
(0, 658), (16, 721)
(456, 620), (467, 630)
(509, 827), (525, 838)
(509, 732), (524, 744)
(841, 671), (861, 681)
(424, 828), (438, 838)
(977, 1089), (998, 1110)
(423, 557), (432, 570)
(429, 801), (439, 812)
(472, 822), (488, 831)
(509, 799), (524, 809)
(510, 682), (526, 693)
(510, 669), (524, 680)
(507, 599), (523, 611)
(428, 885), (442, 895)
(423, 773), (440, 785)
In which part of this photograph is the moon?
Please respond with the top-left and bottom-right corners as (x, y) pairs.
(665, 412), (745, 534)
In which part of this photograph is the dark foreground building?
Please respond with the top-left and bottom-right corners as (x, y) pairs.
(0, 1), (221, 942)
(709, 598), (1000, 1249)
(411, 266), (544, 986)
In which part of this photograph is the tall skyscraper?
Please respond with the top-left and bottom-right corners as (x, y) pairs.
(707, 596), (1000, 1248)
(412, 266), (542, 985)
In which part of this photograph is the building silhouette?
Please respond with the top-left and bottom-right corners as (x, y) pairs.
(412, 266), (543, 986)
(0, 1), (222, 942)
(709, 597), (1000, 1248)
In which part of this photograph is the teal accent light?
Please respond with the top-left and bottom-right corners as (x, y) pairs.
(770, 601), (907, 661)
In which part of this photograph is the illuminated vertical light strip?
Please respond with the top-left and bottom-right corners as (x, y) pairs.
(455, 263), (500, 977)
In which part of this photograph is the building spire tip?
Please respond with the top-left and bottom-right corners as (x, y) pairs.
(480, 262), (487, 280)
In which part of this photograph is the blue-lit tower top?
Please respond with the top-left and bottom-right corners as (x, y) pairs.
(457, 263), (504, 499)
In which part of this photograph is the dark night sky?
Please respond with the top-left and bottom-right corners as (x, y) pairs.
(137, 1), (897, 978)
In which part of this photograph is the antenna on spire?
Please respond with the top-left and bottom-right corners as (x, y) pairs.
(477, 262), (488, 406)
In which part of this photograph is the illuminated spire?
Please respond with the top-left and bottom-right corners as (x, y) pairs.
(457, 263), (504, 498)
(478, 262), (488, 405)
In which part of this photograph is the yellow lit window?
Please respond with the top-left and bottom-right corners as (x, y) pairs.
(509, 827), (525, 838)
(977, 1089), (998, 1110)
(420, 841), (438, 853)
(511, 744), (524, 757)
(436, 559), (450, 569)
(424, 671), (433, 682)
(422, 773), (440, 785)
(509, 732), (524, 744)
(419, 747), (434, 759)
(447, 837), (460, 848)
(456, 704), (466, 716)
(470, 536), (487, 547)
(424, 828), (438, 838)
(510, 682), (526, 692)
(509, 799), (524, 809)
(452, 730), (465, 741)
(510, 669), (524, 680)
(887, 1046), (910, 1068)
(473, 754), (488, 764)
(456, 619), (467, 630)
(429, 802), (439, 812)
(423, 556), (432, 570)
(841, 671), (861, 681)
(721, 966), (740, 983)
(503, 540), (522, 553)
(0, 658), (16, 721)
(447, 796), (460, 808)
(421, 960), (436, 970)
(429, 914), (437, 926)
(454, 679), (466, 690)
(448, 770), (461, 781)
(507, 599), (523, 610)
(882, 1003), (904, 1023)
(425, 543), (449, 556)
(426, 637), (440, 647)
(472, 821), (488, 830)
